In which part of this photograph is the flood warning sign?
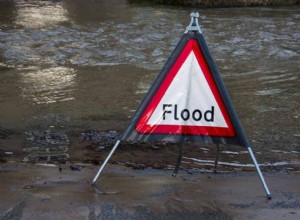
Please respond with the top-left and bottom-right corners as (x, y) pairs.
(121, 33), (242, 145)
(93, 15), (272, 199)
(135, 39), (235, 137)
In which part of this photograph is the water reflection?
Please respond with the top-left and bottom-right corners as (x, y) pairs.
(20, 67), (76, 104)
(15, 0), (68, 28)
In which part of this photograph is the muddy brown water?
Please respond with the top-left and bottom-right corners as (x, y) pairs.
(0, 0), (299, 171)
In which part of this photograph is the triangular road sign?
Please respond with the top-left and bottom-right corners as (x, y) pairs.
(92, 13), (272, 200)
(135, 39), (235, 137)
(121, 33), (244, 146)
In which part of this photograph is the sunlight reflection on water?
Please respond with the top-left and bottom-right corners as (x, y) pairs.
(19, 67), (76, 104)
(15, 1), (68, 28)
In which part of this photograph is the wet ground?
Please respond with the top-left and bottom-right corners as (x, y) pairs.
(0, 164), (299, 220)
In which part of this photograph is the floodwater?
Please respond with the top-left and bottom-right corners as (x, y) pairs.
(0, 0), (299, 171)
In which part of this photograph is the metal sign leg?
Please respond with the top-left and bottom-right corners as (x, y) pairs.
(247, 146), (272, 200)
(172, 142), (183, 177)
(214, 144), (220, 173)
(92, 140), (121, 185)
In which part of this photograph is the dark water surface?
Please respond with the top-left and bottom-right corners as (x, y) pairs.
(0, 0), (299, 170)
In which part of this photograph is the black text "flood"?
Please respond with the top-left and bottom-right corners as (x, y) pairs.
(163, 104), (214, 122)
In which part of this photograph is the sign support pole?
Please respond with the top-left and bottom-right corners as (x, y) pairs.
(214, 144), (220, 173)
(247, 145), (272, 199)
(92, 140), (121, 185)
(172, 141), (183, 177)
(186, 12), (272, 200)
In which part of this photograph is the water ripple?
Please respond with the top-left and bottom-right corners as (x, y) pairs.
(19, 66), (76, 104)
(0, 2), (299, 166)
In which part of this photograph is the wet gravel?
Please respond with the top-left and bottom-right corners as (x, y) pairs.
(81, 130), (121, 150)
(22, 130), (69, 163)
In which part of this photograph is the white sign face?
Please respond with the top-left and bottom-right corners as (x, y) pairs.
(134, 39), (235, 138)
(147, 51), (228, 128)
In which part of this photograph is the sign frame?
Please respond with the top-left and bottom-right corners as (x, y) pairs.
(121, 32), (245, 146)
(92, 13), (272, 200)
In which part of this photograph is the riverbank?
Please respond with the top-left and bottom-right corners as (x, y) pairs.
(128, 0), (300, 7)
(0, 163), (299, 219)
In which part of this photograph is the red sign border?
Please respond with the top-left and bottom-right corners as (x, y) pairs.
(135, 39), (235, 137)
